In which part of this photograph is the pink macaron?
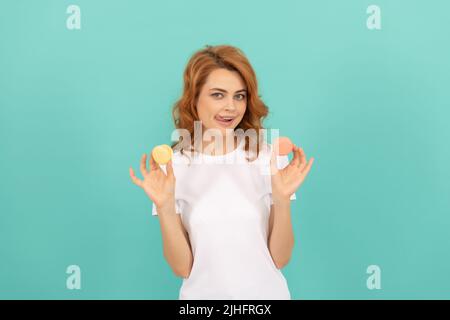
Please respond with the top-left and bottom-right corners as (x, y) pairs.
(273, 137), (294, 155)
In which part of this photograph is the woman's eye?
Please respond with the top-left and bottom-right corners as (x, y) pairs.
(211, 93), (246, 100)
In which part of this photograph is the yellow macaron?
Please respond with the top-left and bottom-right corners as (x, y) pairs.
(151, 144), (173, 165)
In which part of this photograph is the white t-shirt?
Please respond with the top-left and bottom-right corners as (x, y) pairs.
(152, 138), (296, 300)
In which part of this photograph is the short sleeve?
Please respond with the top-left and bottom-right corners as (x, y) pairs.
(269, 154), (297, 205)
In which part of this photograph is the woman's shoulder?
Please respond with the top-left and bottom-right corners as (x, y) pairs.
(171, 147), (193, 166)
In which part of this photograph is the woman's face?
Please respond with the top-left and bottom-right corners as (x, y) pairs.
(196, 68), (247, 141)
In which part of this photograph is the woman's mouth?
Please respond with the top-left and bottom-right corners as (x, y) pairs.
(214, 115), (236, 127)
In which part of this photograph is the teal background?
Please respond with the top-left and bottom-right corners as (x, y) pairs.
(1, 0), (449, 299)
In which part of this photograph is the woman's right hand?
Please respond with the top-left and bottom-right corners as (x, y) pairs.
(129, 152), (176, 210)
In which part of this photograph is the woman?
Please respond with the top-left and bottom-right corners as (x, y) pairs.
(129, 45), (314, 299)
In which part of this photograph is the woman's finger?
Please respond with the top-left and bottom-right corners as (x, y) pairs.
(166, 159), (174, 178)
(129, 167), (143, 188)
(270, 146), (279, 176)
(290, 145), (301, 168)
(149, 152), (163, 172)
(301, 157), (314, 177)
(140, 153), (149, 177)
(298, 147), (307, 171)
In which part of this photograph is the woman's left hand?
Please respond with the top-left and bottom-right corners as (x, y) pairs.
(270, 145), (315, 204)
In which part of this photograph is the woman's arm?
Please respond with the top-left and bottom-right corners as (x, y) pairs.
(130, 155), (193, 278)
(268, 198), (294, 269)
(268, 145), (314, 269)
(156, 200), (193, 278)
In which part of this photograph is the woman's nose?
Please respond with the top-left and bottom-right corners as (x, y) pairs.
(224, 98), (236, 110)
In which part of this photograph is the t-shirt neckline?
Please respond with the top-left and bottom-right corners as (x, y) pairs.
(194, 136), (245, 160)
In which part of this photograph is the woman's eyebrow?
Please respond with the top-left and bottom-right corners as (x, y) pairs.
(209, 88), (247, 93)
